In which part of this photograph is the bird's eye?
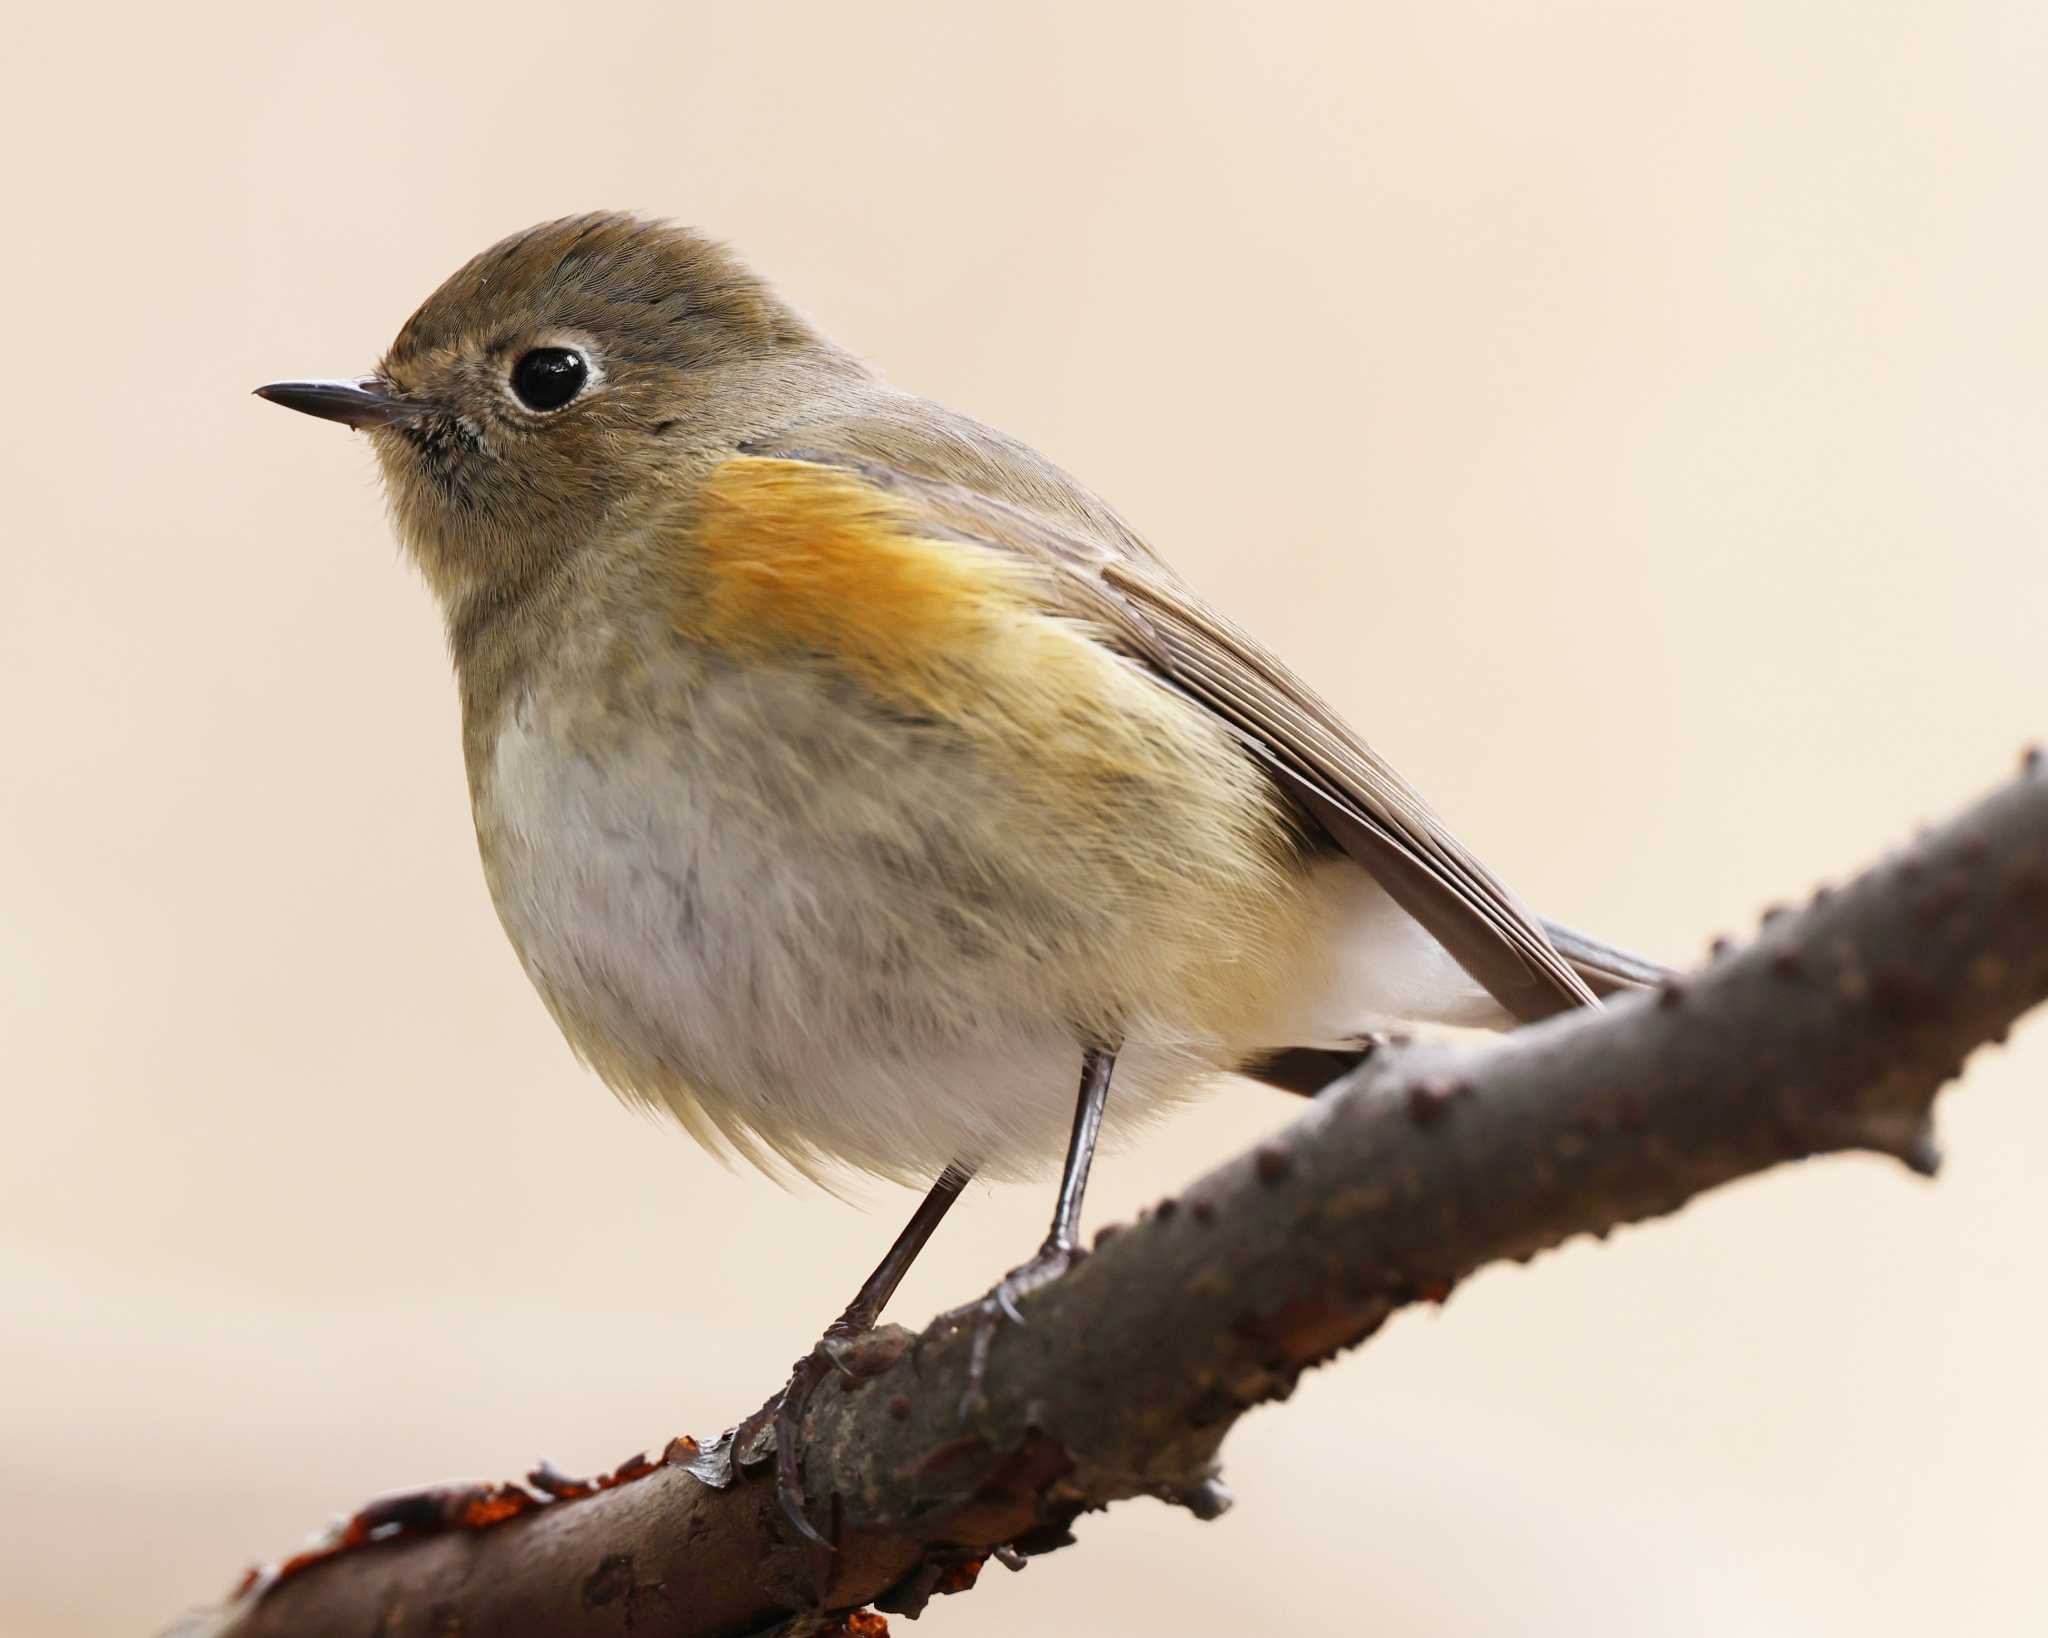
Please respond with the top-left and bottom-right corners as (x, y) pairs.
(510, 347), (588, 412)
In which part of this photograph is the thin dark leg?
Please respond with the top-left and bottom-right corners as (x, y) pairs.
(762, 1166), (971, 1549)
(1043, 1047), (1114, 1254)
(765, 1050), (1118, 1546)
(949, 1047), (1118, 1392)
(826, 1165), (969, 1336)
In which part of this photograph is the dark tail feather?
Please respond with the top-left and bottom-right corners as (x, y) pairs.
(1238, 1045), (1374, 1097)
(1538, 918), (1671, 996)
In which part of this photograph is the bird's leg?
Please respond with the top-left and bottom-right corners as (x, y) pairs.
(751, 1165), (969, 1548)
(945, 1047), (1117, 1413)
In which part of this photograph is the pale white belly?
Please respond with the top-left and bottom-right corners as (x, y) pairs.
(477, 690), (1501, 1186)
(478, 702), (1216, 1183)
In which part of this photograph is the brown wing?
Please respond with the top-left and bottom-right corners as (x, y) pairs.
(1083, 553), (1600, 1020)
(746, 439), (1598, 1023)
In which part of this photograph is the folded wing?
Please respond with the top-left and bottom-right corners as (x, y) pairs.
(743, 444), (1602, 1023)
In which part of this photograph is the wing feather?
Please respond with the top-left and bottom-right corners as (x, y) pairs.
(743, 443), (1597, 1022)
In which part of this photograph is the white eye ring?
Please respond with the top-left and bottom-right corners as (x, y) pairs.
(501, 334), (605, 415)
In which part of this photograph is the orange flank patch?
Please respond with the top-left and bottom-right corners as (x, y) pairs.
(685, 456), (1051, 718)
(663, 454), (1316, 1064)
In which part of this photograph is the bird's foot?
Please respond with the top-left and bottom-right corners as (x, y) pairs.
(738, 1325), (905, 1552)
(935, 1238), (1077, 1418)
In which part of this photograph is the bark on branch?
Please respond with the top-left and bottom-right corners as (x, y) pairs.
(169, 757), (2048, 1638)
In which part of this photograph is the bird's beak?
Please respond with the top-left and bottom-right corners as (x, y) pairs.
(253, 377), (416, 430)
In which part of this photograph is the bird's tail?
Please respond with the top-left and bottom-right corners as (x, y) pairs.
(1537, 918), (1671, 996)
(1239, 921), (1669, 1097)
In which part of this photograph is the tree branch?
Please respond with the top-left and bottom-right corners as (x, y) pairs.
(168, 756), (2048, 1638)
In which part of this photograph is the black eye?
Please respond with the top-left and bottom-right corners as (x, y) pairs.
(510, 347), (588, 411)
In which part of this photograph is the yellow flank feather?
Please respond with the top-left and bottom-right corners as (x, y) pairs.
(671, 455), (1320, 1064)
(683, 455), (1201, 789)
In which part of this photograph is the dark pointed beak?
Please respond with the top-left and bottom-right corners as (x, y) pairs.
(253, 377), (415, 429)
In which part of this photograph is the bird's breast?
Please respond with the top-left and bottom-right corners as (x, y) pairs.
(464, 484), (1326, 1179)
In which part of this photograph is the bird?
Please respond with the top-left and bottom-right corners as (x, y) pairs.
(257, 211), (1662, 1539)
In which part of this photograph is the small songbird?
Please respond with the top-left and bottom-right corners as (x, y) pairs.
(258, 212), (1661, 1535)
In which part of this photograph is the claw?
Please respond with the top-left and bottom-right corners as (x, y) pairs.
(937, 1241), (1077, 1418)
(744, 1347), (837, 1551)
(817, 1331), (867, 1372)
(960, 1310), (1000, 1419)
(771, 1364), (837, 1551)
(759, 1324), (915, 1553)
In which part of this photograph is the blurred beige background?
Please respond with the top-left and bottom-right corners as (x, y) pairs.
(3, 2), (2044, 1634)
